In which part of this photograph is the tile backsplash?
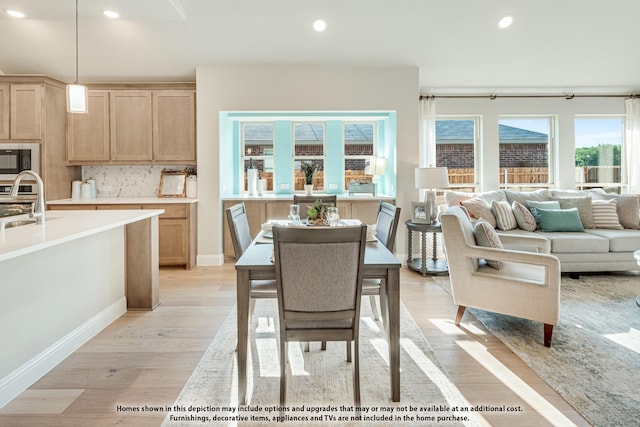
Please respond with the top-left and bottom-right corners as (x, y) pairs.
(83, 165), (191, 198)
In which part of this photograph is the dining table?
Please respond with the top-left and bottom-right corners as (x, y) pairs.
(234, 223), (402, 405)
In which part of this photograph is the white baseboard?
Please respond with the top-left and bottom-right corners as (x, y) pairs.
(197, 253), (225, 266)
(0, 297), (127, 409)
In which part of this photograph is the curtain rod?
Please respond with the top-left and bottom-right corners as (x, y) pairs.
(420, 93), (640, 100)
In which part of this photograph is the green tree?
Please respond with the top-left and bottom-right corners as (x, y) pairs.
(575, 144), (620, 166)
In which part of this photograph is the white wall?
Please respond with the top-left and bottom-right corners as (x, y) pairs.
(196, 65), (419, 264)
(434, 96), (626, 191)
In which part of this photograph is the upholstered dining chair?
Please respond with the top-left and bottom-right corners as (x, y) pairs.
(225, 203), (277, 325)
(362, 202), (401, 325)
(272, 224), (367, 408)
(292, 195), (337, 219)
(440, 206), (561, 347)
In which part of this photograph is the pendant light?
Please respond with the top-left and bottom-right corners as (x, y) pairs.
(66, 0), (88, 113)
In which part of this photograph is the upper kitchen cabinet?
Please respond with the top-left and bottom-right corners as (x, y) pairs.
(0, 83), (43, 141)
(66, 84), (196, 165)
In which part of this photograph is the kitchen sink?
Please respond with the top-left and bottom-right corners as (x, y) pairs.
(3, 219), (37, 228)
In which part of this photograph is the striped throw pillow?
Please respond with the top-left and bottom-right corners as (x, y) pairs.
(592, 199), (623, 230)
(491, 200), (518, 231)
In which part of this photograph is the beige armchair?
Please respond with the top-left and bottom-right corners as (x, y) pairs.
(440, 206), (561, 347)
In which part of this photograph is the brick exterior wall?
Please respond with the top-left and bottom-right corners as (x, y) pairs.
(436, 143), (548, 168)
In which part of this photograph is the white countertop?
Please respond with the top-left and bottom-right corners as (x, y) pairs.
(0, 209), (163, 262)
(47, 197), (198, 205)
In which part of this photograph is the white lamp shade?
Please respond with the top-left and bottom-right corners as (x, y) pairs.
(415, 167), (449, 189)
(66, 84), (88, 113)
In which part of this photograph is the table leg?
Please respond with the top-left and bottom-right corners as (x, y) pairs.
(432, 231), (438, 262)
(386, 268), (401, 402)
(236, 270), (250, 405)
(421, 231), (427, 275)
(407, 228), (413, 264)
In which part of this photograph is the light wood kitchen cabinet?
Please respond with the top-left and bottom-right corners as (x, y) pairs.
(66, 91), (110, 162)
(110, 91), (153, 161)
(66, 85), (196, 165)
(153, 90), (196, 162)
(0, 76), (81, 201)
(0, 83), (42, 140)
(48, 201), (197, 269)
(222, 197), (395, 258)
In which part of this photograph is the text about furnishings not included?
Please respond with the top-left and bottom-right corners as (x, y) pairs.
(117, 402), (524, 423)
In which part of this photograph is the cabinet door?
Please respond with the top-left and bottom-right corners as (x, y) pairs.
(153, 90), (195, 162)
(10, 84), (42, 140)
(67, 91), (110, 162)
(351, 201), (383, 225)
(0, 84), (9, 140)
(110, 91), (152, 161)
(266, 202), (292, 220)
(158, 218), (188, 265)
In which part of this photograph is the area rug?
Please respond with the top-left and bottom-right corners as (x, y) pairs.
(433, 273), (640, 427)
(162, 300), (483, 426)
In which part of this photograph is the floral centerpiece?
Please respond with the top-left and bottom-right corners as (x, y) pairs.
(306, 199), (329, 225)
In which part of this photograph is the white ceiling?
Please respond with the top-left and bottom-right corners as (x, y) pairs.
(0, 0), (638, 94)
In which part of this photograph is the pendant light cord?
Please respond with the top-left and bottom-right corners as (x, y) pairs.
(75, 0), (79, 84)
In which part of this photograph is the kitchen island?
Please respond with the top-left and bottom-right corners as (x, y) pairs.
(0, 209), (162, 408)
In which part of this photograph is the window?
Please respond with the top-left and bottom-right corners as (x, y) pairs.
(293, 123), (325, 191)
(435, 118), (478, 190)
(499, 117), (553, 189)
(242, 123), (274, 192)
(344, 122), (376, 190)
(575, 116), (624, 192)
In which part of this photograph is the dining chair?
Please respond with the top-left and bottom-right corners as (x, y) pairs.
(363, 202), (401, 326)
(272, 224), (367, 408)
(225, 202), (277, 325)
(292, 195), (337, 219)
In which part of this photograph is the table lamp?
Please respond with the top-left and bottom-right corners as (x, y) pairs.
(415, 167), (449, 224)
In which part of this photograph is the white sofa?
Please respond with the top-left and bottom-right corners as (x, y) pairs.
(444, 188), (640, 273)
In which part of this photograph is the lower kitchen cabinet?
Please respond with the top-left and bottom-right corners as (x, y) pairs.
(48, 201), (197, 268)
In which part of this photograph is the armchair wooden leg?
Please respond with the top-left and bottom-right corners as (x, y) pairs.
(544, 324), (554, 347)
(455, 305), (466, 326)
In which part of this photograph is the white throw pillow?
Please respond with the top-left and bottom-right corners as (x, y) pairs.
(592, 199), (624, 230)
(491, 200), (518, 231)
(461, 197), (497, 227)
(512, 201), (537, 232)
(474, 219), (504, 269)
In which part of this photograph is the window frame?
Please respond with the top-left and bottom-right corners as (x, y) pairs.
(434, 115), (480, 191)
(343, 121), (378, 188)
(241, 122), (275, 194)
(292, 121), (326, 192)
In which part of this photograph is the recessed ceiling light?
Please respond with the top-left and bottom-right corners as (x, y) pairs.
(6, 10), (26, 18)
(313, 19), (327, 32)
(103, 10), (120, 19)
(498, 15), (513, 29)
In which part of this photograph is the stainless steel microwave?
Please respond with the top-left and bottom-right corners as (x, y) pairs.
(0, 143), (40, 180)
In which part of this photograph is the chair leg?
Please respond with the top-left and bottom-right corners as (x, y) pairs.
(235, 298), (257, 352)
(304, 341), (310, 352)
(346, 341), (352, 363)
(353, 339), (361, 408)
(321, 341), (327, 351)
(544, 324), (554, 347)
(369, 295), (380, 321)
(455, 305), (466, 326)
(280, 341), (287, 407)
(379, 281), (387, 332)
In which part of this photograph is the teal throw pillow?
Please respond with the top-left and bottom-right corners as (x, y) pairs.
(533, 207), (585, 232)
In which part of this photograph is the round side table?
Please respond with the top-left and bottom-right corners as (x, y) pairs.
(406, 220), (448, 276)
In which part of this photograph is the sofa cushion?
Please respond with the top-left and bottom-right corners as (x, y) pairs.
(534, 207), (585, 232)
(512, 201), (537, 231)
(474, 219), (503, 269)
(590, 193), (640, 229)
(550, 196), (595, 229)
(504, 189), (551, 206)
(444, 189), (506, 208)
(491, 200), (517, 230)
(592, 199), (624, 229)
(527, 200), (561, 210)
(585, 229), (640, 252)
(461, 197), (497, 227)
(535, 231), (610, 253)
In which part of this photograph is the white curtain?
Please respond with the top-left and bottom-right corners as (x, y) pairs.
(625, 98), (640, 194)
(419, 97), (437, 168)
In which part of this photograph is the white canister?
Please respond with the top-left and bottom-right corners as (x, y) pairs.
(186, 175), (198, 198)
(86, 178), (97, 198)
(80, 183), (93, 199)
(247, 168), (258, 196)
(71, 180), (83, 199)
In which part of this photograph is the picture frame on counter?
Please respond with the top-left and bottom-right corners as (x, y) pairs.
(158, 170), (187, 197)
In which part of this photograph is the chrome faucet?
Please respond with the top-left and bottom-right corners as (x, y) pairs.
(10, 170), (45, 225)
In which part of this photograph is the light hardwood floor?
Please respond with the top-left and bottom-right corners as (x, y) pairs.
(0, 264), (589, 426)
